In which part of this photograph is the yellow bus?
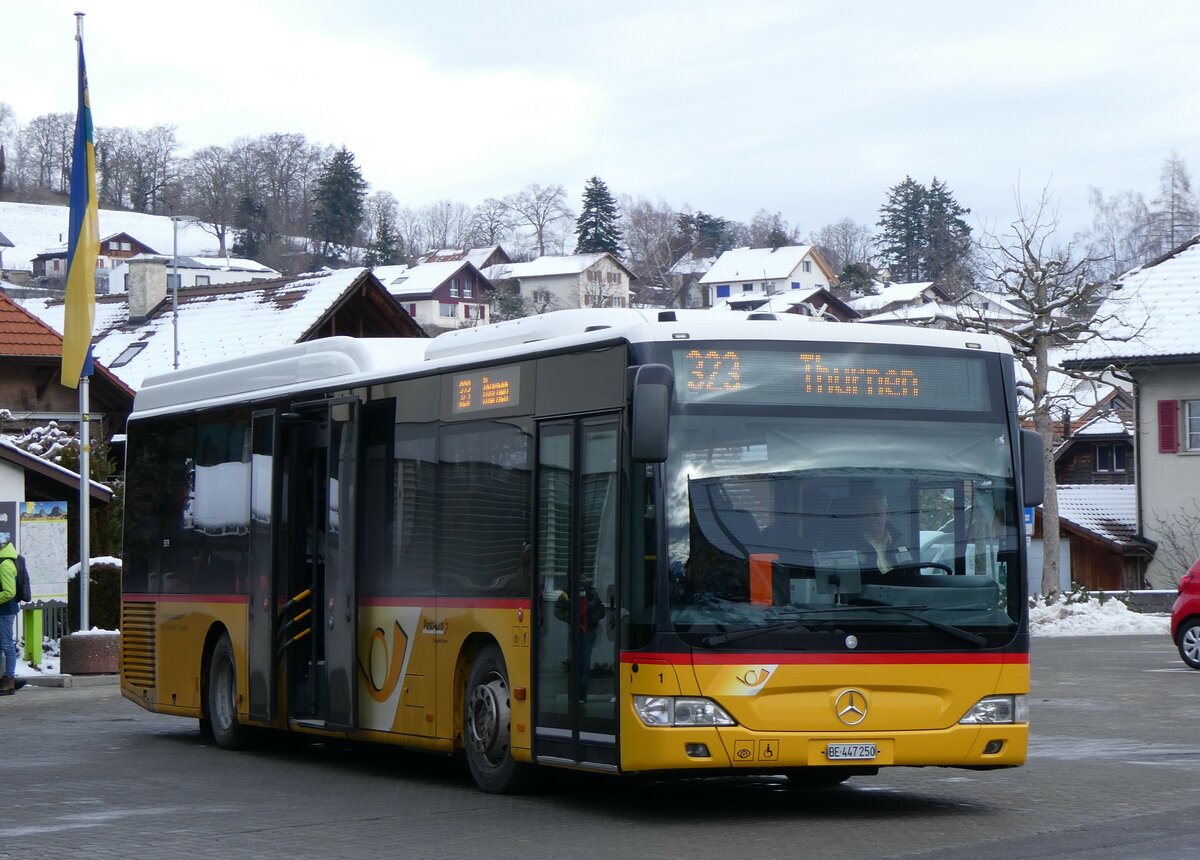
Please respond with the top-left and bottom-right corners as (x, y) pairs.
(120, 308), (1041, 792)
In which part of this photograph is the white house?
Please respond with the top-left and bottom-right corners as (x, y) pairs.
(484, 253), (635, 311)
(697, 246), (836, 307)
(374, 260), (494, 330)
(1066, 235), (1200, 587)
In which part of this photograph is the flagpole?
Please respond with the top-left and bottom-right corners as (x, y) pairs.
(74, 10), (91, 630)
(79, 376), (90, 631)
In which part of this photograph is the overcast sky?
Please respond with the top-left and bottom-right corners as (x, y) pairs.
(7, 1), (1200, 241)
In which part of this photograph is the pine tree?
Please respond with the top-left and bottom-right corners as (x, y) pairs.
(923, 177), (972, 288)
(677, 211), (734, 257)
(574, 176), (623, 255)
(876, 176), (972, 288)
(364, 207), (401, 266)
(876, 176), (927, 283)
(311, 146), (368, 261)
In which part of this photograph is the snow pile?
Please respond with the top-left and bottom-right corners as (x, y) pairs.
(1029, 594), (1170, 637)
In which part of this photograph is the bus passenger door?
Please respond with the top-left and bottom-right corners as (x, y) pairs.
(534, 417), (620, 770)
(324, 400), (358, 730)
(247, 410), (279, 722)
(278, 398), (358, 730)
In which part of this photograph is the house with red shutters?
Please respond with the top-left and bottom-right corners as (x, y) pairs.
(1066, 235), (1200, 588)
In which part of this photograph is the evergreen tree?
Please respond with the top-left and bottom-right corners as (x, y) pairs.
(311, 146), (368, 261)
(364, 207), (401, 266)
(923, 177), (973, 288)
(876, 176), (971, 288)
(677, 211), (735, 257)
(574, 175), (623, 254)
(232, 193), (267, 258)
(876, 176), (927, 283)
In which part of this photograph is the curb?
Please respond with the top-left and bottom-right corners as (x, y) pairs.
(20, 673), (120, 688)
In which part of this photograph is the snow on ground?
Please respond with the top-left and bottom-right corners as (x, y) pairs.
(9, 591), (1173, 680)
(1029, 594), (1171, 637)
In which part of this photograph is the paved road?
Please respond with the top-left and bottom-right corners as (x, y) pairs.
(1, 635), (1196, 859)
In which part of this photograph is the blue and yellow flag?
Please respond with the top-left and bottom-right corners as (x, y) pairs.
(61, 30), (99, 388)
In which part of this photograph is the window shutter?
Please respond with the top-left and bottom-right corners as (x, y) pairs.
(1158, 399), (1180, 453)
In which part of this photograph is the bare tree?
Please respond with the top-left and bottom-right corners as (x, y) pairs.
(507, 183), (572, 257)
(810, 218), (873, 275)
(1086, 187), (1152, 280)
(620, 195), (688, 306)
(395, 206), (427, 260)
(181, 145), (239, 255)
(469, 197), (516, 247)
(19, 112), (72, 192)
(965, 185), (1138, 596)
(1149, 501), (1200, 575)
(420, 199), (473, 251)
(0, 102), (16, 199)
(1146, 151), (1200, 256)
(747, 209), (800, 249)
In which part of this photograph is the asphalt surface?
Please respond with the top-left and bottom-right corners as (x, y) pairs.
(0, 634), (1195, 859)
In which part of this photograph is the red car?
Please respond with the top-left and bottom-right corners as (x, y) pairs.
(1172, 558), (1200, 669)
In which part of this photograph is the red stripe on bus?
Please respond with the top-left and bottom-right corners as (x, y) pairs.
(621, 651), (1029, 666)
(358, 596), (530, 610)
(122, 593), (249, 604)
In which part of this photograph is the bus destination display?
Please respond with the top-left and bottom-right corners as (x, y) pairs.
(452, 365), (521, 414)
(673, 346), (990, 411)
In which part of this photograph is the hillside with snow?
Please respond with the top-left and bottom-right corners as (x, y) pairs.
(0, 201), (218, 272)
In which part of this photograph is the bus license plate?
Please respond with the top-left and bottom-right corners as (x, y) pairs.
(826, 743), (877, 761)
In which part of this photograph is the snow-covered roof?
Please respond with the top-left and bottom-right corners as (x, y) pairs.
(1051, 484), (1139, 547)
(1073, 412), (1131, 437)
(698, 246), (821, 285)
(374, 260), (484, 298)
(0, 436), (114, 503)
(418, 246), (505, 269)
(18, 267), (388, 391)
(493, 253), (629, 280)
(710, 289), (851, 320)
(847, 282), (936, 312)
(1069, 235), (1200, 365)
(669, 251), (717, 277)
(857, 300), (955, 324)
(0, 201), (218, 271)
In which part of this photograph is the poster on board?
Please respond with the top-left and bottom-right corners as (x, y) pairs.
(19, 501), (69, 601)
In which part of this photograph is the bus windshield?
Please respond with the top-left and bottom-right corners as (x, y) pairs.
(664, 408), (1022, 650)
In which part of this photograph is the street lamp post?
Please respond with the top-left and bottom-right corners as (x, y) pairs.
(170, 215), (199, 369)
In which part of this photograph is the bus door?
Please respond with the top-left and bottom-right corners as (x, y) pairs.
(247, 410), (280, 722)
(278, 398), (359, 731)
(534, 416), (620, 770)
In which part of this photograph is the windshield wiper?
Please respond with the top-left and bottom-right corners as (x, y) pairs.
(701, 620), (812, 647)
(700, 604), (987, 648)
(845, 604), (988, 646)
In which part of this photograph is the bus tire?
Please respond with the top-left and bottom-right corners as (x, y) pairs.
(208, 635), (249, 750)
(464, 644), (531, 793)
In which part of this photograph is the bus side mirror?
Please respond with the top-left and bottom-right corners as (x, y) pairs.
(1019, 429), (1044, 507)
(632, 364), (672, 463)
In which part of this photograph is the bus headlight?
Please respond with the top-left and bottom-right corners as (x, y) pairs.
(633, 696), (737, 727)
(959, 695), (1028, 724)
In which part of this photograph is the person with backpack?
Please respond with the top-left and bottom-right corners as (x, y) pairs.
(0, 540), (27, 695)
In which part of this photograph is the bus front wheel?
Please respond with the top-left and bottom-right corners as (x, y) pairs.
(464, 644), (530, 793)
(208, 635), (248, 750)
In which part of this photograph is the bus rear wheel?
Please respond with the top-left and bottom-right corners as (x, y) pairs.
(208, 635), (249, 750)
(464, 644), (530, 793)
